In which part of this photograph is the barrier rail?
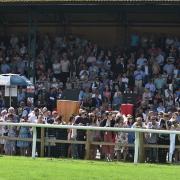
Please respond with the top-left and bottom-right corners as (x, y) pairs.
(0, 122), (180, 163)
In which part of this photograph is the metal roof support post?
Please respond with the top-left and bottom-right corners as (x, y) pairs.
(28, 12), (32, 79)
(122, 12), (128, 47)
(28, 11), (37, 84)
(32, 24), (36, 85)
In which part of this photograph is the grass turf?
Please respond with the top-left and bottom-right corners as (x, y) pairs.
(0, 156), (179, 180)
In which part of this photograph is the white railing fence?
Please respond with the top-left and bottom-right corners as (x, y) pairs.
(1, 122), (180, 163)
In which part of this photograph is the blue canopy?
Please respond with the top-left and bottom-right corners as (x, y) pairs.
(0, 74), (32, 86)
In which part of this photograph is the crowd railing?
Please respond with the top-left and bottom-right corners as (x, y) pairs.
(0, 122), (180, 163)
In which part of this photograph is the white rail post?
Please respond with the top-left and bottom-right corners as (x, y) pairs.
(134, 131), (140, 164)
(169, 133), (176, 163)
(32, 126), (37, 158)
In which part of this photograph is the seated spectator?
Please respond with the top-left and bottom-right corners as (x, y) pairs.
(103, 85), (111, 103)
(112, 91), (123, 110)
(136, 53), (147, 68)
(152, 61), (160, 76)
(154, 75), (166, 92)
(89, 63), (99, 80)
(92, 91), (102, 108)
(163, 58), (175, 76)
(145, 79), (156, 95)
(79, 65), (89, 81)
(1, 60), (11, 74)
(155, 50), (164, 67)
(86, 52), (96, 66)
(142, 88), (152, 102)
(157, 102), (165, 113)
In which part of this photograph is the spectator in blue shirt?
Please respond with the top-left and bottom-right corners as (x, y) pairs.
(134, 66), (145, 92)
(163, 59), (175, 76)
(1, 61), (11, 74)
(145, 79), (156, 95)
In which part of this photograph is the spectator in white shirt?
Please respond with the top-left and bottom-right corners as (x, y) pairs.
(28, 108), (39, 123)
(52, 59), (61, 79)
(60, 52), (70, 84)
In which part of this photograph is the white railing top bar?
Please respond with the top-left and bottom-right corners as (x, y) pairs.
(1, 122), (180, 135)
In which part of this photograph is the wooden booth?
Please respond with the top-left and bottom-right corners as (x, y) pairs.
(57, 100), (80, 122)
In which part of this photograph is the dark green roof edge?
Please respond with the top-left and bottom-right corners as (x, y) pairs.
(1, 0), (180, 4)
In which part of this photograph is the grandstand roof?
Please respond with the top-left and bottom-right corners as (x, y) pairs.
(0, 0), (180, 4)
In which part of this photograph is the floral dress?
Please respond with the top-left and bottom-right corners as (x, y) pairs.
(115, 125), (128, 152)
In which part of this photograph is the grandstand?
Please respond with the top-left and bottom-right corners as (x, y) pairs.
(0, 0), (179, 166)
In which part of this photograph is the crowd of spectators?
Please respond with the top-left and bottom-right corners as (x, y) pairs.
(0, 106), (180, 163)
(0, 32), (180, 163)
(0, 33), (179, 111)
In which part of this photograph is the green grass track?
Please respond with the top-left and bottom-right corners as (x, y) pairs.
(0, 156), (179, 180)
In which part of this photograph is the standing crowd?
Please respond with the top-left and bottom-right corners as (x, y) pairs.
(0, 32), (180, 163)
(0, 105), (180, 163)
